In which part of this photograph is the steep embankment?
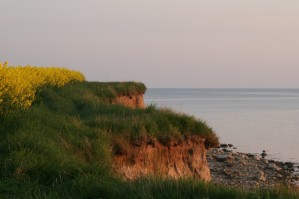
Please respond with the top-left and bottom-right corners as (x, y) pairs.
(113, 135), (211, 181)
(112, 88), (211, 181)
(112, 89), (211, 181)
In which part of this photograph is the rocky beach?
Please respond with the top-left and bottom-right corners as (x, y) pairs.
(207, 145), (299, 189)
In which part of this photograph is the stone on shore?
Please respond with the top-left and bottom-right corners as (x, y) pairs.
(207, 148), (297, 189)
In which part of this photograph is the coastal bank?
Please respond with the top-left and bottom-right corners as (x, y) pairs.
(1, 80), (298, 198)
(114, 89), (299, 189)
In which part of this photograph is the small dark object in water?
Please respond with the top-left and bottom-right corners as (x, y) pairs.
(228, 144), (233, 147)
(233, 147), (237, 150)
(262, 150), (266, 153)
(261, 152), (267, 157)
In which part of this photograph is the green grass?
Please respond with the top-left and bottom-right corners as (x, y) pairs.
(34, 82), (218, 146)
(0, 82), (298, 198)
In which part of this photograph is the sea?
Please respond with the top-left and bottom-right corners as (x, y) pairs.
(144, 88), (299, 163)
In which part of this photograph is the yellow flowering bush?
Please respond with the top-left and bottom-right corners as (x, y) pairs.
(0, 62), (85, 114)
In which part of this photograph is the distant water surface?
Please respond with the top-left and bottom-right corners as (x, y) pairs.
(144, 88), (299, 163)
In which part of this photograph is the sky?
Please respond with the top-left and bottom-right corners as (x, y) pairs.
(1, 0), (299, 88)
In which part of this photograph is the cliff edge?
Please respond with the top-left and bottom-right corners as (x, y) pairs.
(113, 136), (211, 182)
(113, 94), (145, 108)
(112, 93), (211, 182)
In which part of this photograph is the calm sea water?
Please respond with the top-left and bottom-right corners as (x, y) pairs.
(144, 88), (299, 163)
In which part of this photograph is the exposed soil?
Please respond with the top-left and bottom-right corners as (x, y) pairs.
(113, 94), (145, 108)
(112, 136), (211, 182)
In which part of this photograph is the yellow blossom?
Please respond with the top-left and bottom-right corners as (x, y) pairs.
(0, 62), (85, 115)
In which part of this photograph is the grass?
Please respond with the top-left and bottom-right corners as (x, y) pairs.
(35, 82), (217, 146)
(0, 81), (298, 198)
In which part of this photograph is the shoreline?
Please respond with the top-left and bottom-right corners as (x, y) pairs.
(207, 145), (299, 189)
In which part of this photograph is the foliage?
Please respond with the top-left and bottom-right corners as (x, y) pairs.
(0, 72), (296, 198)
(33, 82), (216, 145)
(0, 62), (85, 115)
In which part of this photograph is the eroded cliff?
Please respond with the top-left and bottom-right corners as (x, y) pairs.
(113, 94), (145, 108)
(113, 136), (211, 182)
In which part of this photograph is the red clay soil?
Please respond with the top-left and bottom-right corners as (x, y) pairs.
(113, 94), (145, 108)
(112, 136), (211, 182)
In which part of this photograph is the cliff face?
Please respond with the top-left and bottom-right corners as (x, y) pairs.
(112, 93), (211, 182)
(113, 94), (145, 108)
(112, 136), (211, 182)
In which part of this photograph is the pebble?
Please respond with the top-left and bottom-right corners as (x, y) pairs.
(220, 144), (228, 148)
(214, 154), (229, 162)
(254, 155), (261, 161)
(262, 159), (268, 164)
(268, 163), (282, 171)
(285, 162), (294, 168)
(246, 153), (255, 158)
(293, 176), (299, 181)
(277, 174), (283, 179)
(207, 148), (296, 189)
(222, 148), (231, 153)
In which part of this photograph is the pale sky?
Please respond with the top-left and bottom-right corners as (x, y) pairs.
(1, 0), (299, 88)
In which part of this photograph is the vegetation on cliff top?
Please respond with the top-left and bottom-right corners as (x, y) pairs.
(0, 67), (297, 198)
(0, 63), (84, 115)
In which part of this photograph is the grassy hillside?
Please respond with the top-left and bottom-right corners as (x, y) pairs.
(0, 82), (297, 198)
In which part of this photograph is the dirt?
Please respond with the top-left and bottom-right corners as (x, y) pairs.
(113, 94), (145, 108)
(112, 136), (211, 182)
